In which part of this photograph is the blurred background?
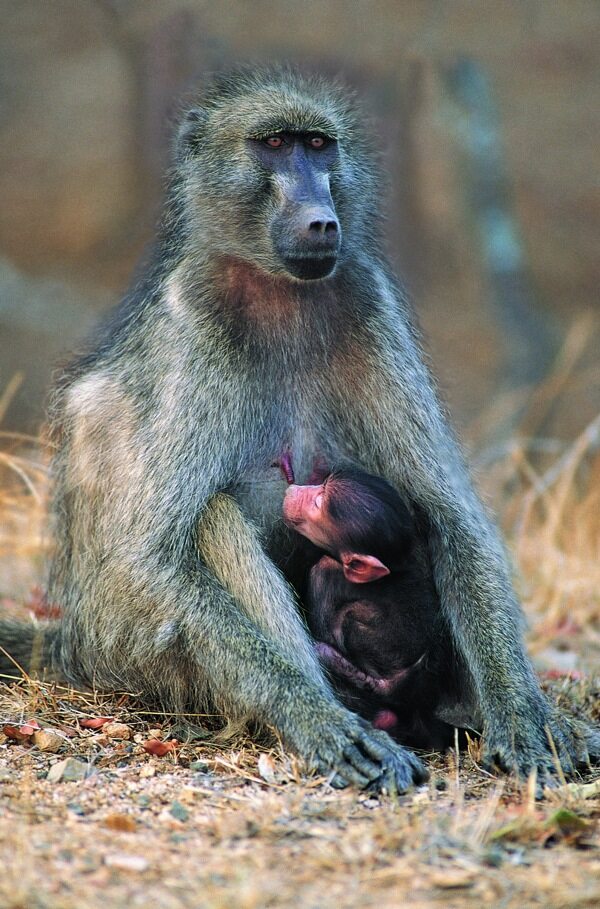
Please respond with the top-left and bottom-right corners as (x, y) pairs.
(0, 0), (598, 445)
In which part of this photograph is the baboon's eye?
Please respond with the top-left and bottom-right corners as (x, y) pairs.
(308, 135), (327, 149)
(314, 493), (324, 510)
(264, 136), (285, 148)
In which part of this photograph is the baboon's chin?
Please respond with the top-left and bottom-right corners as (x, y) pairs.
(281, 256), (337, 281)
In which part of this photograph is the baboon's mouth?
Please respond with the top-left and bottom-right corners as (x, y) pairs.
(282, 255), (337, 281)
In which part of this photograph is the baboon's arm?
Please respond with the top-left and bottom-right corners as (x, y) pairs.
(335, 279), (598, 778)
(196, 492), (324, 686)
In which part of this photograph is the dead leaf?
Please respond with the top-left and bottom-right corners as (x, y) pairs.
(79, 717), (113, 729)
(3, 725), (29, 742)
(142, 738), (178, 756)
(3, 719), (40, 741)
(558, 779), (600, 800)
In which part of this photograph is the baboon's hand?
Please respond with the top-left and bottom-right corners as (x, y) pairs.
(292, 704), (428, 792)
(482, 696), (598, 787)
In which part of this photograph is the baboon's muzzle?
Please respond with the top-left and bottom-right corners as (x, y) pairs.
(274, 203), (341, 280)
(270, 147), (342, 280)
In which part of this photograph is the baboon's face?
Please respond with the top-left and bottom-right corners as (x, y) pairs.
(247, 132), (341, 280)
(282, 481), (334, 550)
(178, 73), (375, 282)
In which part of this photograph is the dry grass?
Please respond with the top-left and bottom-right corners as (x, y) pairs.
(1, 369), (599, 909)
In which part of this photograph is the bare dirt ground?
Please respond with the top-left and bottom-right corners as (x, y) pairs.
(1, 381), (599, 909)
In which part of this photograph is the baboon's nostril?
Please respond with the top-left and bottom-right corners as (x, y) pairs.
(309, 219), (338, 236)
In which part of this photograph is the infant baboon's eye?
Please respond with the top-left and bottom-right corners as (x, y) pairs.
(264, 136), (285, 148)
(314, 493), (323, 509)
(308, 135), (327, 149)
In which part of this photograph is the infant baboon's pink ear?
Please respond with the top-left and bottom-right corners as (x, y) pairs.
(341, 553), (390, 584)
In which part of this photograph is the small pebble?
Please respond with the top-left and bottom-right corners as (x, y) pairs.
(67, 801), (86, 816)
(103, 723), (132, 740)
(47, 757), (90, 783)
(170, 800), (189, 822)
(105, 853), (149, 873)
(33, 728), (64, 753)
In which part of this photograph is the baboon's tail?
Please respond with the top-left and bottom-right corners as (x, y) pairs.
(0, 620), (60, 680)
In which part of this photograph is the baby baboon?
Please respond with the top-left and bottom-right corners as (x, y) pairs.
(282, 463), (460, 750)
(1, 66), (597, 788)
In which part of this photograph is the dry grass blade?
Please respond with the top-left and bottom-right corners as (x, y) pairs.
(0, 372), (24, 424)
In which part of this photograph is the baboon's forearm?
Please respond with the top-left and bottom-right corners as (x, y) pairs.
(173, 565), (338, 731)
(427, 512), (535, 694)
(197, 492), (329, 689)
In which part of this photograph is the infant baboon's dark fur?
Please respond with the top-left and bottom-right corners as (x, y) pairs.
(284, 466), (461, 750)
(1, 66), (597, 788)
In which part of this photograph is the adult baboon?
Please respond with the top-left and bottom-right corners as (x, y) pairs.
(2, 67), (597, 789)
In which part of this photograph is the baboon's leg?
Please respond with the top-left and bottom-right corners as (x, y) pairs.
(334, 306), (597, 779)
(169, 557), (428, 791)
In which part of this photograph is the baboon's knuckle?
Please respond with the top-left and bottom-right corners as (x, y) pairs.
(329, 773), (350, 790)
(343, 745), (379, 780)
(411, 758), (429, 783)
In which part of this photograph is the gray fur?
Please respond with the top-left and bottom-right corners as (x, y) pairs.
(2, 66), (597, 786)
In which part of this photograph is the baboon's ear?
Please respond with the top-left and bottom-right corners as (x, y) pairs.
(341, 553), (390, 584)
(176, 107), (208, 157)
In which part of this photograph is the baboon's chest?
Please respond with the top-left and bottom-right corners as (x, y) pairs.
(235, 400), (353, 528)
(230, 359), (357, 533)
(233, 420), (322, 529)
